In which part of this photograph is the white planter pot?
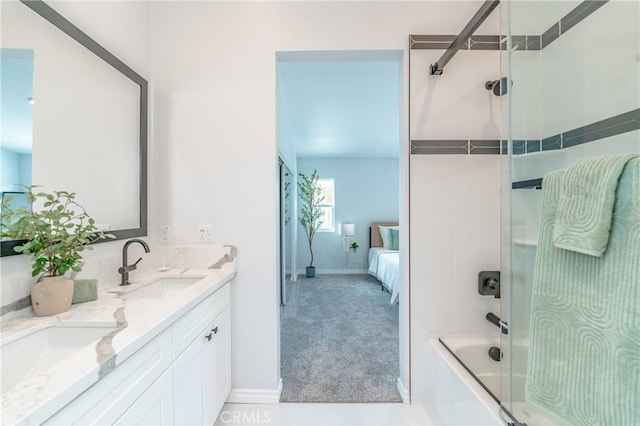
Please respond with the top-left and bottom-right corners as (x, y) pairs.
(31, 276), (74, 316)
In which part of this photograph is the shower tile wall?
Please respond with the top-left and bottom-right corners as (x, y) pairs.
(512, 1), (640, 182)
(411, 155), (501, 335)
(408, 40), (502, 405)
(409, 50), (501, 141)
(543, 4), (639, 136)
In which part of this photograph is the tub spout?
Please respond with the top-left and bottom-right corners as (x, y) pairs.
(486, 312), (501, 327)
(486, 312), (509, 335)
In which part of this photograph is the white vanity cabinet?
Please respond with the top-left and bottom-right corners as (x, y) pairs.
(172, 282), (231, 425)
(44, 281), (231, 426)
(44, 328), (174, 425)
(114, 368), (174, 425)
(173, 306), (231, 425)
(207, 307), (231, 421)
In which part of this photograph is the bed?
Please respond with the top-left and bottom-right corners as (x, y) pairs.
(367, 222), (400, 305)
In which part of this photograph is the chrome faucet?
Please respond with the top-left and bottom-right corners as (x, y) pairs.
(119, 239), (150, 285)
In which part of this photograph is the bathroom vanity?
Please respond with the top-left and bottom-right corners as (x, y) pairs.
(0, 255), (235, 425)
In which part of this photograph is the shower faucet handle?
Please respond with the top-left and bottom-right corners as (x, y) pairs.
(485, 277), (499, 290)
(478, 271), (501, 298)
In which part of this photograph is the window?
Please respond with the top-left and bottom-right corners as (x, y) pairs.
(317, 178), (335, 232)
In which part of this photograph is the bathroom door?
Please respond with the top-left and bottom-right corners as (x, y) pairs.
(279, 160), (293, 305)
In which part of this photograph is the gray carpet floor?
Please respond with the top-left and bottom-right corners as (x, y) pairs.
(280, 274), (401, 403)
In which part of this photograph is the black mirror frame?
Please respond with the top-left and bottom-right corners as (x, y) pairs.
(1, 0), (148, 257)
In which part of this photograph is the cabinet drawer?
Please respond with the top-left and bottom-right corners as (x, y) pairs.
(46, 328), (172, 425)
(172, 282), (230, 359)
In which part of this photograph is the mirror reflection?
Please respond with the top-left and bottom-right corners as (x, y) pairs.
(0, 49), (33, 196)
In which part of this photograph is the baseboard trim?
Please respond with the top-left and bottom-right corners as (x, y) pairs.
(227, 379), (283, 404)
(297, 268), (369, 275)
(397, 378), (410, 403)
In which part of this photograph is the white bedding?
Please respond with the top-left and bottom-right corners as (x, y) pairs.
(368, 247), (399, 305)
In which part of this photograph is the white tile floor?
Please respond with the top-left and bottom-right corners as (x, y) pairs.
(215, 403), (438, 426)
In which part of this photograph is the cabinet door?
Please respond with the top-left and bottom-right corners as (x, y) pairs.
(203, 306), (231, 425)
(173, 332), (205, 426)
(115, 367), (174, 426)
(45, 329), (172, 425)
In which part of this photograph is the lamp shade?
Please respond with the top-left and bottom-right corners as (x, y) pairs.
(340, 222), (355, 237)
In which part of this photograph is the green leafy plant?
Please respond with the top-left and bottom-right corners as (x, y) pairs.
(0, 186), (114, 279)
(298, 170), (324, 267)
(350, 242), (359, 250)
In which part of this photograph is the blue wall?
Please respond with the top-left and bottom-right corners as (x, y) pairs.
(296, 157), (398, 273)
(1, 148), (31, 192)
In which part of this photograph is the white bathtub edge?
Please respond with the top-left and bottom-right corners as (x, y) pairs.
(430, 339), (505, 426)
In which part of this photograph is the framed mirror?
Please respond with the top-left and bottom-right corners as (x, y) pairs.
(1, 0), (148, 256)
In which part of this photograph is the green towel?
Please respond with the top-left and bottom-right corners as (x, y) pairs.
(553, 154), (638, 257)
(72, 279), (98, 304)
(527, 157), (640, 425)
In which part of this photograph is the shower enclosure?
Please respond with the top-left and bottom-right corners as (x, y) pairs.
(421, 1), (639, 424)
(502, 1), (640, 425)
(409, 1), (638, 422)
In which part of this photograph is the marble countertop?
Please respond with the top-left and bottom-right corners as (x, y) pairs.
(0, 247), (236, 425)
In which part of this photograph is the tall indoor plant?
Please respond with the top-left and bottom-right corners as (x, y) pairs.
(298, 169), (324, 278)
(0, 187), (113, 316)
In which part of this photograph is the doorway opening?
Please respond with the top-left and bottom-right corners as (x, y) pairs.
(276, 50), (406, 403)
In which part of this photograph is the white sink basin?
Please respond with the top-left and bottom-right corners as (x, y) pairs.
(1, 325), (117, 394)
(120, 276), (204, 299)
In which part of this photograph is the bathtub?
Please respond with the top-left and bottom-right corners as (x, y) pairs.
(430, 337), (529, 425)
(432, 337), (565, 426)
(442, 337), (528, 401)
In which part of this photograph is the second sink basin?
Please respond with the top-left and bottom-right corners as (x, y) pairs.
(121, 276), (204, 299)
(1, 324), (117, 394)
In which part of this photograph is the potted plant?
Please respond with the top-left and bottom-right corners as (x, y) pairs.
(350, 242), (359, 253)
(298, 170), (324, 278)
(0, 186), (113, 316)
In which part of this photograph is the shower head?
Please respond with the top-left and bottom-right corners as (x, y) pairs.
(485, 77), (510, 96)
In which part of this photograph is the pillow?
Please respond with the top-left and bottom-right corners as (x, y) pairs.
(378, 225), (398, 249)
(389, 228), (399, 250)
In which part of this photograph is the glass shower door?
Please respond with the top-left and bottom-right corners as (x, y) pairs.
(501, 1), (640, 424)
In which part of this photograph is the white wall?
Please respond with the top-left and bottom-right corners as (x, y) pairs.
(0, 1), (152, 309)
(296, 157), (399, 273)
(149, 0), (497, 403)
